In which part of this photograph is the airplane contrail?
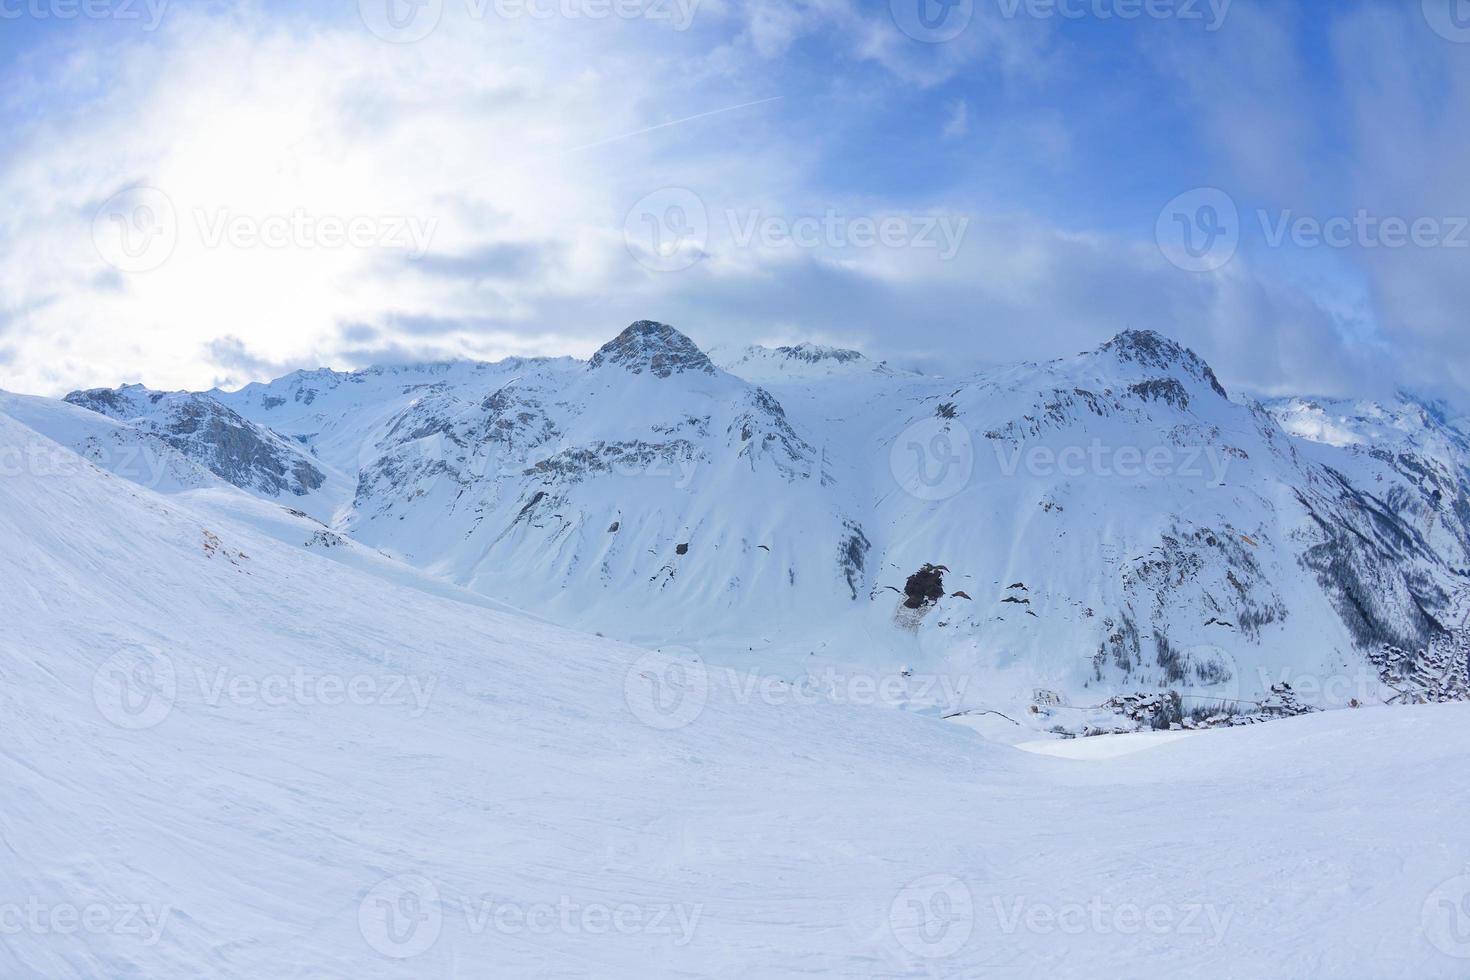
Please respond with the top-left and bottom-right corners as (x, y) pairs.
(556, 95), (784, 155)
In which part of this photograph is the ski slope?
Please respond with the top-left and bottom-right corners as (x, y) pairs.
(3, 405), (1470, 977)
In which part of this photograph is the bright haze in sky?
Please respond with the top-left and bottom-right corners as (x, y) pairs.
(2, 0), (1468, 400)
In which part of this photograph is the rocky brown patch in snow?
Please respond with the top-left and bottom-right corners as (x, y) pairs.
(903, 564), (947, 609)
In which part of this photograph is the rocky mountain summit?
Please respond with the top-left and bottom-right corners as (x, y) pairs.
(588, 320), (717, 378)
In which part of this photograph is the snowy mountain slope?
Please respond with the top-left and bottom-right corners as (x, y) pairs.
(268, 322), (865, 638)
(1267, 393), (1470, 573)
(3, 410), (1470, 977)
(841, 331), (1465, 714)
(708, 328), (1467, 715)
(0, 391), (227, 494)
(55, 322), (1470, 725)
(61, 384), (350, 522)
(709, 342), (903, 383)
(0, 391), (544, 626)
(207, 358), (585, 481)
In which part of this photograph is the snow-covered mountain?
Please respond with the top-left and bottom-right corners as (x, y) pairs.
(46, 321), (1470, 726)
(60, 384), (348, 521)
(1266, 393), (1470, 574)
(0, 390), (228, 495)
(708, 341), (901, 383)
(3, 383), (1470, 977)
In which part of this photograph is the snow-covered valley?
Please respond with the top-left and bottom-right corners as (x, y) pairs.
(7, 0), (1469, 970)
(3, 405), (1470, 977)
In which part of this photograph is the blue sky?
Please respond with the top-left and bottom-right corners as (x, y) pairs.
(1, 0), (1468, 400)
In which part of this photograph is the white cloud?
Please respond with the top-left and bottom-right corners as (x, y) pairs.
(0, 5), (789, 392)
(942, 99), (968, 140)
(0, 0), (1456, 407)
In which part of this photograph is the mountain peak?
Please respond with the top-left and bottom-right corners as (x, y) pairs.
(772, 343), (866, 365)
(1097, 329), (1228, 399)
(588, 321), (715, 378)
(710, 342), (890, 384)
